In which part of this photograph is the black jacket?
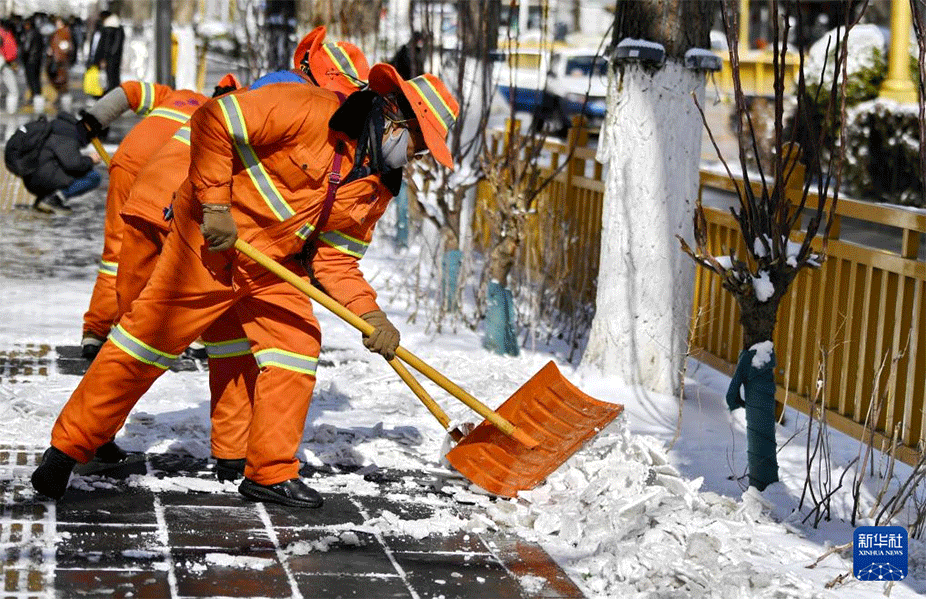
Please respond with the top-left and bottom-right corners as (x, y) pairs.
(24, 113), (94, 197)
(19, 27), (41, 68)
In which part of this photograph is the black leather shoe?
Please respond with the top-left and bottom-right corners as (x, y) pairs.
(31, 447), (77, 500)
(239, 477), (323, 509)
(215, 457), (246, 482)
(94, 441), (128, 463)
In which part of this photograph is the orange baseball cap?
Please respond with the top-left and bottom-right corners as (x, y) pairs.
(293, 26), (369, 96)
(368, 62), (459, 170)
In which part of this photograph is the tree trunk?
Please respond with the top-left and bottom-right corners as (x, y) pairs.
(582, 0), (712, 395)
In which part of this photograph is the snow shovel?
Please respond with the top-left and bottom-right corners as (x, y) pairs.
(235, 239), (624, 497)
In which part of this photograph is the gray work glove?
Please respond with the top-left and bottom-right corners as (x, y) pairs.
(360, 310), (400, 360)
(201, 204), (237, 251)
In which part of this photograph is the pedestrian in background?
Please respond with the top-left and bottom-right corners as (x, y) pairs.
(88, 10), (123, 95)
(47, 16), (73, 112)
(0, 20), (20, 113)
(19, 15), (43, 113)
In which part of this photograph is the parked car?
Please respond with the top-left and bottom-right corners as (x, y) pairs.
(496, 46), (608, 135)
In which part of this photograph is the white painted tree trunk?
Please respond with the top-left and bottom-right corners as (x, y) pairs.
(583, 60), (704, 395)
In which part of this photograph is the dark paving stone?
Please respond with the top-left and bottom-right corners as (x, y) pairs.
(159, 489), (248, 508)
(261, 492), (365, 527)
(353, 493), (438, 521)
(56, 523), (164, 568)
(383, 530), (490, 554)
(0, 500), (48, 521)
(149, 453), (210, 477)
(55, 568), (171, 598)
(294, 572), (413, 599)
(279, 530), (396, 576)
(56, 487), (156, 525)
(172, 549), (291, 598)
(163, 505), (273, 551)
(395, 551), (526, 599)
(0, 345), (50, 379)
(483, 534), (585, 599)
(55, 345), (90, 377)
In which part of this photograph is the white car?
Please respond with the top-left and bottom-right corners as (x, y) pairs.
(496, 46), (608, 134)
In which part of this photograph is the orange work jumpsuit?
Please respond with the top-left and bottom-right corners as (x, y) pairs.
(52, 83), (393, 485)
(82, 82), (207, 342)
(118, 124), (257, 461)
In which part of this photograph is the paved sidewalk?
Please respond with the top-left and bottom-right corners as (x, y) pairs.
(1, 443), (581, 598)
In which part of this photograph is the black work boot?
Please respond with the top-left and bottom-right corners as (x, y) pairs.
(31, 447), (77, 500)
(94, 441), (128, 463)
(80, 333), (106, 361)
(214, 457), (246, 482)
(239, 478), (323, 509)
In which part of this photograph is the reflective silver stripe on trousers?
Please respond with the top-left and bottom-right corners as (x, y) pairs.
(204, 338), (252, 359)
(253, 349), (318, 375)
(217, 95), (295, 221)
(318, 230), (368, 259)
(109, 324), (179, 370)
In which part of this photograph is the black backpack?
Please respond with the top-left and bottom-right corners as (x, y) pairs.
(5, 116), (52, 178)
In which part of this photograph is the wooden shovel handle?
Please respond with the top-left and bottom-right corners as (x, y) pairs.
(234, 239), (537, 447)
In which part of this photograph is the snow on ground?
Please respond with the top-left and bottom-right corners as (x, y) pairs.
(2, 208), (926, 598)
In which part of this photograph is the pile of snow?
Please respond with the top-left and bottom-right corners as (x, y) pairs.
(804, 24), (885, 88)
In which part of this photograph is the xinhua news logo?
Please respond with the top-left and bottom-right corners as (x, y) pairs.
(854, 526), (908, 582)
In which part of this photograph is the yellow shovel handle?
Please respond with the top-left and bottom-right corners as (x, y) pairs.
(234, 239), (537, 448)
(91, 137), (111, 167)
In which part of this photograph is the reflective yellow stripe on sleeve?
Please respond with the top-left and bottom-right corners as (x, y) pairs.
(98, 260), (118, 276)
(148, 107), (192, 124)
(172, 125), (191, 145)
(318, 230), (368, 259)
(134, 82), (157, 116)
(216, 95), (295, 221)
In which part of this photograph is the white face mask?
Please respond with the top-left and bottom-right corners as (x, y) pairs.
(381, 126), (410, 170)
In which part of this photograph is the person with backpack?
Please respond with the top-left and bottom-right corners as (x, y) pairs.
(5, 113), (102, 214)
(0, 20), (20, 113)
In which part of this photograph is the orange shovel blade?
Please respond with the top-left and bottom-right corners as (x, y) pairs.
(445, 361), (624, 498)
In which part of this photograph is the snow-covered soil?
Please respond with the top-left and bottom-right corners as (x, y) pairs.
(2, 197), (925, 598)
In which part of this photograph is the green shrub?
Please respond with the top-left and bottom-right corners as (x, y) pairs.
(844, 99), (923, 206)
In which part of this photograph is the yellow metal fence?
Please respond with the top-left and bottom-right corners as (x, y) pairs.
(475, 132), (926, 464)
(695, 171), (926, 465)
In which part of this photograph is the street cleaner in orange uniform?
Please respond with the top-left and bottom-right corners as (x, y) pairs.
(116, 31), (370, 483)
(32, 62), (460, 509)
(77, 81), (209, 361)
